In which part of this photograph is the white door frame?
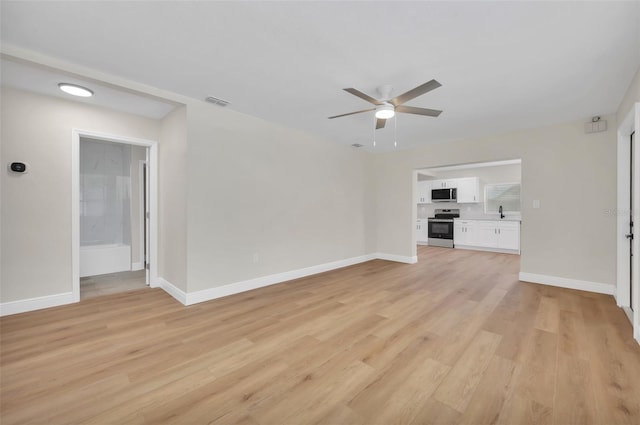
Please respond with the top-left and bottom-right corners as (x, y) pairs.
(616, 103), (640, 344)
(71, 129), (158, 302)
(134, 159), (146, 273)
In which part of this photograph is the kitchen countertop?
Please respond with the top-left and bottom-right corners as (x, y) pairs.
(454, 217), (521, 222)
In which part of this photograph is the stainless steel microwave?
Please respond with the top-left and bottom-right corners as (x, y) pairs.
(431, 188), (457, 202)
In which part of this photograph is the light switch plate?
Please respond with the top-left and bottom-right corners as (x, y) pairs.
(533, 200), (540, 209)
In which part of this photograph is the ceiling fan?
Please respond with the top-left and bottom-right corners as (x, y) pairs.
(328, 80), (443, 129)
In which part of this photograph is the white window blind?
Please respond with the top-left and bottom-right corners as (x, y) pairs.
(485, 183), (521, 213)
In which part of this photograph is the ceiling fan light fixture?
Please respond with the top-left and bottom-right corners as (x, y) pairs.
(375, 104), (395, 119)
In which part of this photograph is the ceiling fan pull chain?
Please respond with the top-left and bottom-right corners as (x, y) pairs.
(394, 114), (397, 148)
(373, 114), (377, 148)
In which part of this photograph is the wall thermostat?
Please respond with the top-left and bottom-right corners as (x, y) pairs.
(9, 162), (29, 174)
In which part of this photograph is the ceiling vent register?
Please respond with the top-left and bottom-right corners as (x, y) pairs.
(205, 96), (229, 107)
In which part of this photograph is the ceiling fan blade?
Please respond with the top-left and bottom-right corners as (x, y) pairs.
(328, 108), (376, 119)
(343, 88), (383, 105)
(376, 118), (387, 129)
(390, 80), (442, 106)
(395, 105), (442, 117)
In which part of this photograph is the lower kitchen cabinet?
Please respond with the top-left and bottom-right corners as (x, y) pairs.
(416, 220), (429, 245)
(454, 220), (475, 246)
(453, 219), (520, 254)
(495, 221), (520, 250)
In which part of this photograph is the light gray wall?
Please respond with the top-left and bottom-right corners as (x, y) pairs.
(158, 106), (188, 291)
(184, 101), (372, 292)
(374, 115), (617, 285)
(0, 87), (160, 302)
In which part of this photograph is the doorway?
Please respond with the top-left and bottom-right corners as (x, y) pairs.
(71, 130), (158, 303)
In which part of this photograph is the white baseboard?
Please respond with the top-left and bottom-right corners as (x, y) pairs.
(0, 292), (75, 317)
(131, 262), (144, 271)
(519, 272), (615, 295)
(635, 326), (639, 344)
(375, 253), (418, 264)
(152, 252), (417, 307)
(185, 254), (380, 306)
(155, 278), (187, 305)
(455, 245), (520, 255)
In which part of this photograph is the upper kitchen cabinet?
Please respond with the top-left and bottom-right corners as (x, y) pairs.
(455, 177), (480, 203)
(430, 179), (457, 189)
(417, 180), (431, 204)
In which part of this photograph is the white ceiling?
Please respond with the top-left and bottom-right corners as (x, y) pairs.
(1, 1), (639, 152)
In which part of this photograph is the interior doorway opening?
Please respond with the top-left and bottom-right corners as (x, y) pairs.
(413, 159), (522, 257)
(72, 130), (158, 303)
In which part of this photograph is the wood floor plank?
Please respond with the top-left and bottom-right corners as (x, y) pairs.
(314, 403), (363, 425)
(534, 295), (560, 333)
(553, 352), (598, 425)
(408, 398), (462, 425)
(458, 354), (521, 424)
(348, 335), (450, 423)
(496, 393), (553, 425)
(558, 309), (589, 360)
(513, 328), (558, 408)
(1, 246), (639, 425)
(433, 329), (503, 412)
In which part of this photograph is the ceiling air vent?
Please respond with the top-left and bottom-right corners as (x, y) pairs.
(205, 96), (229, 107)
(351, 143), (364, 148)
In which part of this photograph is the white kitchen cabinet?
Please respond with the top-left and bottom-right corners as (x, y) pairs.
(454, 219), (520, 253)
(496, 221), (520, 250)
(430, 179), (457, 189)
(416, 219), (429, 244)
(455, 177), (480, 203)
(454, 220), (475, 246)
(417, 181), (431, 204)
(475, 221), (498, 247)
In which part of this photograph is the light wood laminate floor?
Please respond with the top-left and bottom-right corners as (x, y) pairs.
(1, 246), (639, 424)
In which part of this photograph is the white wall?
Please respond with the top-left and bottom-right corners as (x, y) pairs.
(185, 101), (372, 292)
(374, 115), (617, 286)
(0, 87), (160, 303)
(158, 106), (188, 291)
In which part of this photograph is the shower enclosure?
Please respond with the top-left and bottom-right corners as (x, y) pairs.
(79, 138), (133, 277)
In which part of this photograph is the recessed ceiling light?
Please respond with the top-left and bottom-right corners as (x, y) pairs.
(58, 83), (94, 97)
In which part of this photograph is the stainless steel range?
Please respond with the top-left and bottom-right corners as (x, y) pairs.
(428, 208), (460, 248)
